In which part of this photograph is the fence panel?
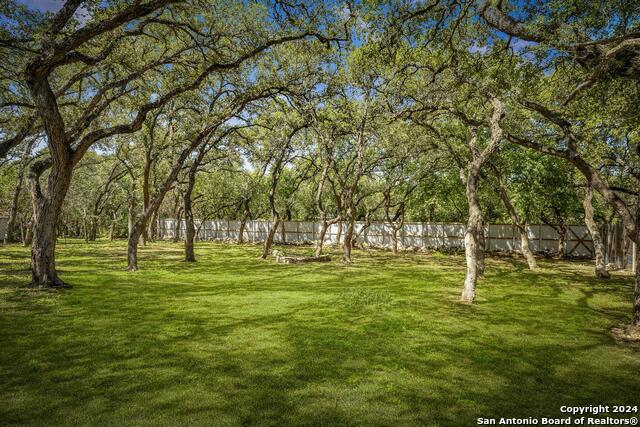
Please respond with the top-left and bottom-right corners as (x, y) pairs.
(156, 218), (634, 266)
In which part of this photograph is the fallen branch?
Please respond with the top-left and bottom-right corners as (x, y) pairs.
(272, 250), (331, 264)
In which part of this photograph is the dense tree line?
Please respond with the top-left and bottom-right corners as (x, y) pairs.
(0, 0), (638, 335)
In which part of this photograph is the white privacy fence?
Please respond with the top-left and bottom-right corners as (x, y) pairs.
(158, 218), (635, 265)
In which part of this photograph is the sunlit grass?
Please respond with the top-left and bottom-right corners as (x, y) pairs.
(0, 240), (638, 426)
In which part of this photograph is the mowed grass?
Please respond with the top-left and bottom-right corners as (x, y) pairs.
(0, 240), (638, 426)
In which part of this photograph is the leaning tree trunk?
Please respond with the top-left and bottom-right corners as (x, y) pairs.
(494, 174), (537, 270)
(518, 227), (537, 269)
(583, 185), (610, 278)
(28, 162), (74, 288)
(315, 220), (329, 257)
(261, 217), (280, 259)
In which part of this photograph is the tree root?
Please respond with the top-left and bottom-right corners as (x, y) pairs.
(611, 325), (640, 343)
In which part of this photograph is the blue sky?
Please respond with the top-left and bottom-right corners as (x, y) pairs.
(18, 0), (92, 25)
(17, 0), (65, 12)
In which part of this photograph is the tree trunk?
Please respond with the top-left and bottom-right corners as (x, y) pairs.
(172, 208), (182, 243)
(24, 220), (33, 247)
(461, 174), (483, 303)
(477, 223), (486, 276)
(28, 162), (73, 288)
(128, 196), (136, 239)
(184, 214), (195, 261)
(238, 199), (251, 244)
(141, 151), (152, 246)
(5, 139), (34, 244)
(458, 96), (505, 302)
(315, 220), (329, 257)
(148, 208), (158, 242)
(5, 172), (25, 244)
(184, 174), (196, 262)
(336, 221), (342, 246)
(518, 227), (537, 269)
(556, 224), (566, 259)
(280, 221), (286, 244)
(391, 228), (399, 255)
(88, 218), (98, 241)
(342, 208), (355, 263)
(493, 172), (537, 270)
(583, 185), (610, 278)
(109, 213), (116, 241)
(127, 227), (140, 271)
(238, 221), (246, 244)
(261, 217), (279, 259)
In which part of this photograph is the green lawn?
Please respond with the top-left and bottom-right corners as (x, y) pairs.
(0, 240), (638, 426)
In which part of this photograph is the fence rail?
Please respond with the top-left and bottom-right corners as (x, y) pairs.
(158, 218), (635, 268)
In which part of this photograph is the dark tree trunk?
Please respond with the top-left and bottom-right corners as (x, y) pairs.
(184, 168), (197, 262)
(28, 161), (73, 288)
(88, 218), (98, 241)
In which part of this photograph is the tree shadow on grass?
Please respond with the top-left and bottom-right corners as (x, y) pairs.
(1, 241), (638, 425)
